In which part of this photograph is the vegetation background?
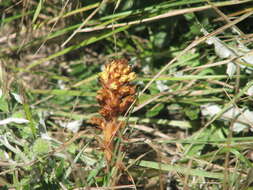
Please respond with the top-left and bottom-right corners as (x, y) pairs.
(0, 0), (253, 189)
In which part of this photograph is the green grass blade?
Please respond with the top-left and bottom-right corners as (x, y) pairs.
(133, 160), (224, 179)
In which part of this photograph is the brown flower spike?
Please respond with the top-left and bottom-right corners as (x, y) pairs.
(91, 59), (136, 162)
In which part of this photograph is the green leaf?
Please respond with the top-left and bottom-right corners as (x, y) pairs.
(153, 31), (167, 49)
(33, 138), (50, 155)
(0, 96), (9, 112)
(184, 106), (200, 120)
(23, 103), (37, 137)
(190, 24), (201, 35)
(55, 160), (65, 179)
(146, 104), (164, 118)
(177, 52), (200, 67)
(67, 144), (77, 154)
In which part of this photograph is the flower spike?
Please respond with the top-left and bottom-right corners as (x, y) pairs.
(90, 59), (136, 162)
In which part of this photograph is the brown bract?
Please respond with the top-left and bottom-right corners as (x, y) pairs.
(90, 59), (136, 162)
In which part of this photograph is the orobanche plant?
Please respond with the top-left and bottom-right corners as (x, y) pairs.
(90, 59), (136, 162)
